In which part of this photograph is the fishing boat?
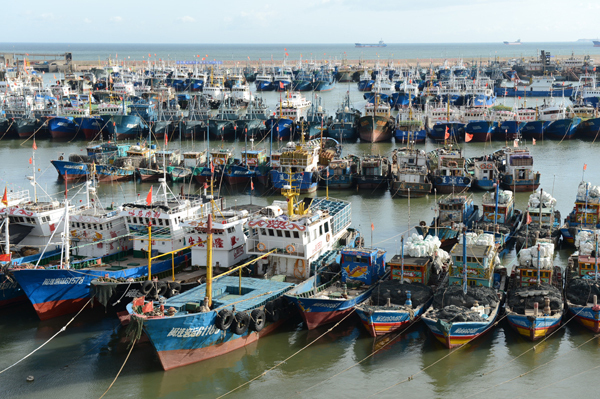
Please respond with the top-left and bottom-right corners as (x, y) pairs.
(355, 236), (448, 337)
(208, 97), (239, 140)
(472, 187), (522, 256)
(357, 70), (374, 92)
(235, 97), (269, 139)
(544, 117), (582, 140)
(499, 147), (540, 192)
(355, 155), (391, 190)
(327, 92), (360, 142)
(319, 156), (358, 190)
(429, 145), (472, 194)
(269, 140), (322, 193)
(10, 195), (190, 321)
(390, 146), (431, 198)
(422, 231), (506, 348)
(358, 100), (393, 143)
(561, 181), (600, 246)
(565, 236), (600, 332)
(286, 246), (387, 330)
(415, 193), (479, 250)
(506, 241), (563, 340)
(470, 153), (501, 191)
(304, 95), (329, 140)
(126, 212), (294, 370)
(514, 189), (561, 252)
(265, 92), (312, 141)
(394, 108), (427, 143)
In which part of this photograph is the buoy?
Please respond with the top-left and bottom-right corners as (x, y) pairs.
(27, 376), (34, 382)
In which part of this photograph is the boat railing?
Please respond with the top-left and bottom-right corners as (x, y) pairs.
(247, 238), (306, 257)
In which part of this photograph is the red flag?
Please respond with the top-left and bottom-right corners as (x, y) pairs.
(584, 164), (588, 171)
(465, 133), (473, 143)
(251, 180), (254, 191)
(132, 296), (145, 307)
(142, 301), (153, 313)
(0, 253), (11, 262)
(371, 222), (374, 231)
(164, 132), (168, 147)
(526, 212), (532, 225)
(532, 138), (536, 145)
(279, 81), (284, 89)
(146, 186), (152, 205)
(444, 126), (450, 140)
(1, 187), (7, 206)
(29, 157), (32, 164)
(210, 162), (214, 174)
(32, 139), (37, 150)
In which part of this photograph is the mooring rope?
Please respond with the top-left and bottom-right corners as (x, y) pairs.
(0, 296), (95, 374)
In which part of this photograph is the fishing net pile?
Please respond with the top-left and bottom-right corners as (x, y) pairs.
(403, 234), (450, 262)
(370, 281), (433, 307)
(482, 189), (513, 205)
(507, 283), (562, 314)
(428, 285), (499, 322)
(566, 278), (600, 306)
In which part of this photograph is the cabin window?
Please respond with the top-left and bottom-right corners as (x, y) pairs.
(93, 224), (98, 230)
(158, 219), (164, 226)
(276, 230), (283, 237)
(268, 229), (274, 237)
(99, 224), (103, 230)
(133, 217), (138, 224)
(293, 231), (299, 239)
(165, 220), (170, 226)
(319, 225), (323, 236)
(227, 227), (235, 234)
(261, 228), (266, 236)
(355, 255), (365, 264)
(77, 222), (81, 228)
(284, 230), (291, 238)
(345, 255), (353, 263)
(324, 223), (330, 233)
(455, 256), (462, 263)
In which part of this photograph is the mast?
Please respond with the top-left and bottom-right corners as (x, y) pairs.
(401, 236), (405, 282)
(536, 243), (541, 286)
(462, 228), (468, 294)
(205, 214), (214, 308)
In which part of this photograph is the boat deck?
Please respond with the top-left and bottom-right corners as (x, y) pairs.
(165, 276), (294, 312)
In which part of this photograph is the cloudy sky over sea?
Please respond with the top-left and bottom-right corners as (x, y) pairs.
(3, 0), (600, 43)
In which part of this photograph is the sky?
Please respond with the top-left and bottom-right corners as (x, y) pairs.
(2, 0), (599, 44)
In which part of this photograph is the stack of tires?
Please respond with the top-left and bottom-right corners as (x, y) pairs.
(214, 297), (293, 335)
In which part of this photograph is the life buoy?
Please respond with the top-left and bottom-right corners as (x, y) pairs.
(215, 308), (234, 330)
(231, 312), (250, 335)
(257, 242), (267, 251)
(448, 161), (458, 168)
(333, 175), (339, 180)
(292, 159), (298, 165)
(480, 164), (487, 170)
(326, 233), (331, 242)
(250, 308), (266, 332)
(286, 244), (295, 254)
(59, 155), (64, 161)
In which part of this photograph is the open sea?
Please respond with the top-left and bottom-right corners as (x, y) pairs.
(1, 42), (600, 63)
(1, 42), (600, 399)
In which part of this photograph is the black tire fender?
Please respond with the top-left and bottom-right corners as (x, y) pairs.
(250, 309), (266, 332)
(141, 280), (154, 296)
(215, 308), (234, 331)
(167, 282), (181, 297)
(156, 281), (168, 297)
(231, 312), (250, 335)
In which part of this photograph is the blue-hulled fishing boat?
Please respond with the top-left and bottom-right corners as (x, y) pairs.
(422, 230), (506, 348)
(506, 241), (563, 340)
(327, 92), (360, 142)
(560, 181), (600, 246)
(415, 193), (479, 251)
(286, 246), (387, 330)
(544, 117), (581, 140)
(566, 250), (600, 333)
(429, 145), (471, 194)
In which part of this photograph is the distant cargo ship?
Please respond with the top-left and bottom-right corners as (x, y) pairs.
(594, 40), (600, 47)
(504, 39), (522, 45)
(355, 40), (387, 48)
